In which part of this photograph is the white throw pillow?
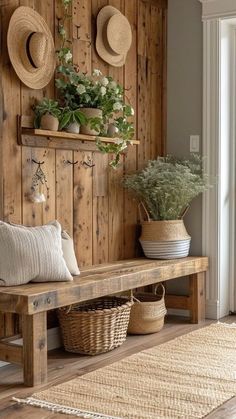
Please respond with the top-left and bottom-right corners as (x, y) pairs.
(61, 231), (80, 276)
(0, 220), (72, 286)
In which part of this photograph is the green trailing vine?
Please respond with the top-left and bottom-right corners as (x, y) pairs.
(34, 0), (135, 169)
(57, 0), (73, 65)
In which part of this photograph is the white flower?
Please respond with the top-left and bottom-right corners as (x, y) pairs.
(77, 84), (86, 94)
(93, 69), (102, 76)
(114, 138), (124, 145)
(130, 107), (134, 116)
(110, 81), (117, 89)
(64, 50), (72, 63)
(113, 102), (123, 111)
(100, 86), (106, 96)
(101, 77), (109, 86)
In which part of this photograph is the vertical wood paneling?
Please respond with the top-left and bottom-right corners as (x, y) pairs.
(55, 0), (73, 235)
(123, 0), (138, 258)
(107, 0), (125, 262)
(2, 2), (21, 223)
(0, 0), (167, 334)
(55, 151), (73, 235)
(91, 0), (109, 265)
(73, 0), (93, 266)
(73, 151), (93, 266)
(1, 1), (21, 336)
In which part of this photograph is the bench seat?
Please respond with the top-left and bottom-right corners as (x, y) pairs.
(0, 256), (208, 386)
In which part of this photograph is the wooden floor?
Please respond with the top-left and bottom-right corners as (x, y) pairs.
(0, 315), (236, 418)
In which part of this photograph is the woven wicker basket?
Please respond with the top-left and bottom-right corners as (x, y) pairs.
(58, 297), (133, 356)
(138, 202), (191, 259)
(128, 284), (167, 335)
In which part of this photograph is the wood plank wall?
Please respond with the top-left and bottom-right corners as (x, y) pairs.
(0, 0), (167, 335)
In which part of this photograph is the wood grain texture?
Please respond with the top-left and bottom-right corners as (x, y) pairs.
(0, 257), (208, 315)
(0, 0), (168, 336)
(189, 272), (206, 323)
(0, 256), (208, 386)
(22, 312), (47, 386)
(0, 316), (222, 408)
(0, 341), (22, 365)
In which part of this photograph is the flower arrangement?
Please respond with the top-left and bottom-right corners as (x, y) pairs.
(56, 66), (135, 167)
(32, 0), (135, 168)
(123, 154), (210, 220)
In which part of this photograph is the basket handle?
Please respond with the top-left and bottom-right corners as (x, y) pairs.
(154, 283), (165, 299)
(138, 201), (151, 223)
(179, 205), (190, 219)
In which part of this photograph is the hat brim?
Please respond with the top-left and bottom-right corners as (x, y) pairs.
(96, 6), (128, 67)
(7, 6), (55, 90)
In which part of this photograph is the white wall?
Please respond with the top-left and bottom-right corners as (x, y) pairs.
(167, 0), (203, 296)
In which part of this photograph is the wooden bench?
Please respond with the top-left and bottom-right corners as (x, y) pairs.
(0, 256), (208, 387)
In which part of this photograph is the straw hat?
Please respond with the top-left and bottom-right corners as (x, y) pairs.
(7, 6), (55, 89)
(96, 6), (132, 67)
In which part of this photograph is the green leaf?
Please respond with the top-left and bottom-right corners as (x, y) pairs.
(59, 112), (71, 130)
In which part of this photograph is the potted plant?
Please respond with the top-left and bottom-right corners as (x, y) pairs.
(123, 155), (210, 259)
(55, 1), (135, 167)
(34, 98), (61, 131)
(56, 66), (135, 166)
(59, 107), (87, 134)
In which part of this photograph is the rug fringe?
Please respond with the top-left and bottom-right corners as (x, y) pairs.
(12, 397), (121, 419)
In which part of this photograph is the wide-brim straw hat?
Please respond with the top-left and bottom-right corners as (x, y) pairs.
(7, 6), (55, 90)
(96, 6), (132, 67)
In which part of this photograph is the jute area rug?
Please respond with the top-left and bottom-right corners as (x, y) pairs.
(14, 323), (236, 419)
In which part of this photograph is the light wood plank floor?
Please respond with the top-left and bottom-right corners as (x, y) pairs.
(0, 315), (236, 418)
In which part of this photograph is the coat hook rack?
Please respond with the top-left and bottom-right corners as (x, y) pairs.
(32, 159), (45, 166)
(63, 159), (79, 166)
(81, 156), (95, 168)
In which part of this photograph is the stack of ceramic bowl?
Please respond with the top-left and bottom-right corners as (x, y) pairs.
(140, 220), (191, 259)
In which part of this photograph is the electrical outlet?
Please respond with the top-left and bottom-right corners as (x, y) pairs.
(190, 135), (200, 153)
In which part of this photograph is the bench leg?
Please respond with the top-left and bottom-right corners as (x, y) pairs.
(189, 272), (205, 324)
(22, 312), (47, 387)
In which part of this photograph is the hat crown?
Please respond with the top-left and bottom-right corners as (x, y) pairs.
(28, 32), (47, 68)
(106, 14), (132, 56)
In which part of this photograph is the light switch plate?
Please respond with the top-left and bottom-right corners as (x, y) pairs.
(190, 135), (200, 153)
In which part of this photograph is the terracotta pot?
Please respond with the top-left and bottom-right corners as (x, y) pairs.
(139, 219), (191, 260)
(65, 122), (80, 134)
(40, 113), (59, 131)
(80, 108), (103, 135)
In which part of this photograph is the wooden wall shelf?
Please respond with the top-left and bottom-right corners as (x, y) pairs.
(18, 116), (140, 152)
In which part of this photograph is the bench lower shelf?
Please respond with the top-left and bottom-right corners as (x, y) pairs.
(0, 257), (208, 386)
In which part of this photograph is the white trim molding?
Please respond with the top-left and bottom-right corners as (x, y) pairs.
(199, 0), (236, 20)
(202, 18), (221, 319)
(202, 11), (236, 319)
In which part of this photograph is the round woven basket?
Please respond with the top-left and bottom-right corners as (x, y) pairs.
(58, 297), (133, 355)
(128, 284), (167, 335)
(140, 220), (190, 242)
(138, 202), (191, 259)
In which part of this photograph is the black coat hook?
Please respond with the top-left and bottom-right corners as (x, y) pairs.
(32, 159), (45, 166)
(81, 156), (95, 168)
(63, 159), (79, 166)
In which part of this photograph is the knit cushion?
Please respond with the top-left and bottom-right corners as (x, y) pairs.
(62, 231), (80, 276)
(0, 220), (72, 286)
